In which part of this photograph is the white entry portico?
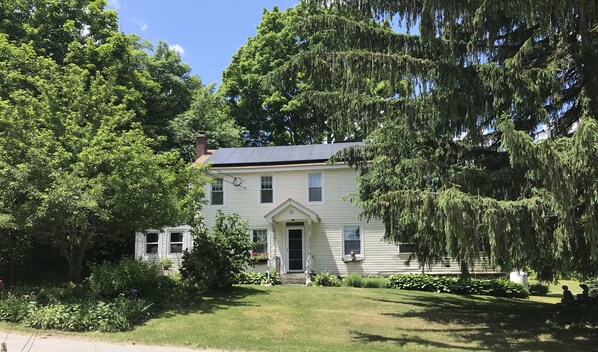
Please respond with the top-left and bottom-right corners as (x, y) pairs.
(264, 198), (320, 274)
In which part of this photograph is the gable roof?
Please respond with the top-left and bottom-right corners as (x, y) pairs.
(264, 198), (320, 223)
(203, 142), (363, 167)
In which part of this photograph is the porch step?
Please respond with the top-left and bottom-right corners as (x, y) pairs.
(280, 273), (307, 285)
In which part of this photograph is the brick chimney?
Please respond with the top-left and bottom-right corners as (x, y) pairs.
(195, 132), (208, 159)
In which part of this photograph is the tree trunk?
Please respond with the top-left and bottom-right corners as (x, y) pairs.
(459, 261), (470, 282)
(67, 247), (86, 283)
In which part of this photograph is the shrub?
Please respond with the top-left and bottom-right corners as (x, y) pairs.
(22, 298), (152, 332)
(0, 295), (30, 322)
(87, 258), (164, 300)
(584, 278), (598, 298)
(363, 277), (388, 288)
(181, 212), (252, 291)
(387, 274), (529, 298)
(312, 272), (341, 287)
(528, 283), (550, 296)
(343, 272), (364, 287)
(236, 271), (280, 285)
(0, 295), (152, 332)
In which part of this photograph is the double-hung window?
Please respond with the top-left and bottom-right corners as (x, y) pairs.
(308, 173), (322, 202)
(343, 226), (362, 259)
(260, 176), (273, 203)
(211, 178), (224, 205)
(252, 229), (268, 256)
(145, 232), (159, 255)
(169, 232), (184, 254)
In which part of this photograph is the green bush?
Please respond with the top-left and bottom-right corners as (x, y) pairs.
(0, 295), (152, 332)
(584, 278), (598, 298)
(343, 272), (364, 287)
(181, 212), (252, 291)
(363, 277), (388, 288)
(528, 283), (550, 296)
(0, 295), (30, 322)
(312, 272), (341, 287)
(387, 274), (529, 298)
(236, 271), (280, 285)
(22, 298), (152, 332)
(87, 258), (164, 300)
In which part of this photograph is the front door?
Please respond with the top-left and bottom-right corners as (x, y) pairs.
(287, 228), (304, 272)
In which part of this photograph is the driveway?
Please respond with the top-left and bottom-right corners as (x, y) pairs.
(0, 330), (225, 352)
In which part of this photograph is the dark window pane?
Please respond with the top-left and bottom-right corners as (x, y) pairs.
(146, 243), (158, 254)
(170, 232), (183, 243)
(344, 240), (361, 255)
(309, 187), (322, 202)
(399, 243), (417, 253)
(212, 191), (223, 205)
(146, 233), (159, 243)
(170, 244), (183, 253)
(261, 189), (273, 203)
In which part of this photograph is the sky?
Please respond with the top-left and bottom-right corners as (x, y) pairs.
(108, 0), (300, 85)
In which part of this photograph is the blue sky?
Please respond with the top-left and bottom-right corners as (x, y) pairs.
(108, 0), (300, 85)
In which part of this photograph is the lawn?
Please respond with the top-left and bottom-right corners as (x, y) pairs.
(49, 285), (596, 351)
(1, 284), (595, 351)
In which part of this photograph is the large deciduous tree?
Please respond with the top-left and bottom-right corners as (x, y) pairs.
(221, 5), (336, 146)
(0, 0), (211, 281)
(291, 0), (598, 278)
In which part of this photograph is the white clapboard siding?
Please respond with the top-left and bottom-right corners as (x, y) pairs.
(138, 163), (498, 277)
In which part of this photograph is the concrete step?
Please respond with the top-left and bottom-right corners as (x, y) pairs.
(280, 273), (307, 285)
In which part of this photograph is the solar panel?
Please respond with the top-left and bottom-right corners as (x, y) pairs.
(206, 142), (364, 166)
(309, 144), (334, 160)
(224, 147), (257, 164)
(248, 146), (276, 163)
(287, 145), (315, 161)
(207, 148), (236, 164)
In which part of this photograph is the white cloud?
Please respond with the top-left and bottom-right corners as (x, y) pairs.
(132, 19), (147, 31)
(169, 44), (185, 56)
(107, 0), (120, 9)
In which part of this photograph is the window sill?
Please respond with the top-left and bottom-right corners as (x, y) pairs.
(342, 255), (364, 263)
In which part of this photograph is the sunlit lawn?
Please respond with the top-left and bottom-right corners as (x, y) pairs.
(88, 285), (596, 351)
(1, 284), (596, 351)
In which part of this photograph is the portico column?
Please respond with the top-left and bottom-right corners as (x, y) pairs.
(306, 219), (312, 272)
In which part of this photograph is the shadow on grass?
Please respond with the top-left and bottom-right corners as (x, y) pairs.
(359, 291), (597, 351)
(156, 285), (269, 318)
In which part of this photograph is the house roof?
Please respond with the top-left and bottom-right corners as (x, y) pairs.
(264, 198), (320, 223)
(202, 142), (363, 167)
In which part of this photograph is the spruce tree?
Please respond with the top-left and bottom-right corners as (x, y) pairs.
(288, 0), (598, 278)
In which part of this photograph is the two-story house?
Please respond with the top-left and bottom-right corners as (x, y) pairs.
(135, 134), (491, 280)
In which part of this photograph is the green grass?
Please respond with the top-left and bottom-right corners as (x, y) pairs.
(2, 285), (596, 351)
(528, 279), (583, 304)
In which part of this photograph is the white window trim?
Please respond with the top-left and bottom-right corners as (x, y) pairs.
(257, 174), (275, 205)
(144, 232), (160, 257)
(209, 178), (225, 206)
(167, 230), (186, 256)
(306, 172), (325, 204)
(341, 225), (364, 262)
(250, 228), (269, 256)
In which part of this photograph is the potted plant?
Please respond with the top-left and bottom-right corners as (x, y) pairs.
(160, 258), (173, 270)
